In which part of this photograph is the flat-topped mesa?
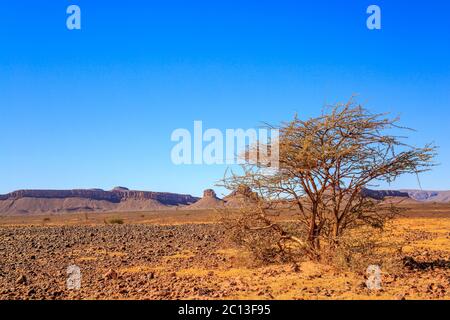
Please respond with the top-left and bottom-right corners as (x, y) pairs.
(361, 188), (410, 200)
(203, 189), (219, 199)
(185, 189), (224, 209)
(0, 189), (121, 202)
(0, 188), (199, 206)
(112, 186), (129, 192)
(112, 189), (199, 205)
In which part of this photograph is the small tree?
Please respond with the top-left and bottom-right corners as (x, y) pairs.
(221, 100), (436, 260)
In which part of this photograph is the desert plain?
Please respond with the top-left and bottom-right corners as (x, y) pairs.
(0, 203), (449, 300)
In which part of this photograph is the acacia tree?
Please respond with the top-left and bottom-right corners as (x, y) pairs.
(221, 100), (436, 260)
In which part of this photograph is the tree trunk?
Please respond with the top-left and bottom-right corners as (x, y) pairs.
(308, 205), (320, 254)
(333, 220), (341, 238)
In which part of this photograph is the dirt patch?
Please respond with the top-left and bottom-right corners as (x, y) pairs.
(0, 216), (449, 300)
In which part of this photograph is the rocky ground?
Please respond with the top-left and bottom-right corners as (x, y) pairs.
(0, 218), (449, 300)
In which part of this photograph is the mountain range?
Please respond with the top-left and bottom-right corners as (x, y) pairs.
(0, 187), (449, 215)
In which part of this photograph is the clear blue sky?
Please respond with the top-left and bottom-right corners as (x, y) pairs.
(1, 0), (449, 196)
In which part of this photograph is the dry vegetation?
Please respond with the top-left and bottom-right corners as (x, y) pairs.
(0, 205), (449, 300)
(220, 102), (436, 264)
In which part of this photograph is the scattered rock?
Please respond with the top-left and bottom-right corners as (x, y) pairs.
(104, 269), (118, 280)
(0, 222), (448, 300)
(16, 275), (27, 285)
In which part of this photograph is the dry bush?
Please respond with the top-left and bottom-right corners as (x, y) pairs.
(106, 217), (124, 225)
(223, 218), (303, 264)
(320, 225), (404, 274)
(219, 99), (436, 268)
(219, 204), (310, 265)
(222, 208), (404, 273)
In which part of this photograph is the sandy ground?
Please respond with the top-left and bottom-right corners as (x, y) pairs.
(0, 205), (449, 300)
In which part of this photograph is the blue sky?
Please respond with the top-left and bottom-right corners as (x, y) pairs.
(1, 0), (449, 196)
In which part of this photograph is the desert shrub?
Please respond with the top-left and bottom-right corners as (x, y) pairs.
(219, 100), (435, 267)
(221, 212), (308, 265)
(224, 213), (404, 272)
(107, 217), (124, 225)
(320, 225), (404, 274)
(226, 223), (289, 264)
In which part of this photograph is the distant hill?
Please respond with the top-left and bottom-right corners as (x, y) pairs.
(362, 188), (450, 203)
(186, 189), (224, 209)
(0, 188), (199, 215)
(1, 186), (449, 215)
(400, 190), (450, 203)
